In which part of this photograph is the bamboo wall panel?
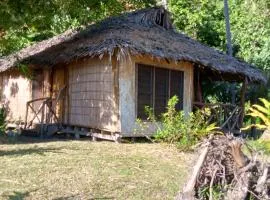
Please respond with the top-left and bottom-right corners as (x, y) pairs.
(0, 70), (32, 122)
(32, 69), (44, 110)
(67, 58), (119, 132)
(52, 68), (65, 121)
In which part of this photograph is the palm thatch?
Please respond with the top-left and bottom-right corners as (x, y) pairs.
(0, 7), (266, 83)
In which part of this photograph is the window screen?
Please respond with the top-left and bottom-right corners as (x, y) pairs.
(137, 64), (184, 119)
(137, 65), (153, 119)
(154, 68), (169, 117)
(170, 70), (184, 110)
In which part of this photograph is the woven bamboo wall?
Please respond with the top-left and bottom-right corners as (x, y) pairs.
(66, 57), (119, 132)
(0, 70), (32, 122)
(52, 68), (66, 121)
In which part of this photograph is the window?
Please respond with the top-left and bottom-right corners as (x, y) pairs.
(137, 64), (184, 119)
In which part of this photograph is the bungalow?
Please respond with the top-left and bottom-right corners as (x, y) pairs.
(0, 7), (266, 140)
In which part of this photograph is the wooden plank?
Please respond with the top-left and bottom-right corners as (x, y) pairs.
(92, 132), (121, 142)
(27, 97), (49, 104)
(40, 102), (45, 138)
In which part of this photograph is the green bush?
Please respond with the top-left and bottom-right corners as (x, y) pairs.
(154, 96), (217, 151)
(0, 107), (7, 135)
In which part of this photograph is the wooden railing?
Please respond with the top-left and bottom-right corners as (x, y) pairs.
(24, 86), (66, 136)
(193, 102), (244, 133)
(24, 97), (60, 135)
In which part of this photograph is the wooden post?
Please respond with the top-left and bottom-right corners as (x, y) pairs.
(74, 127), (80, 139)
(40, 102), (45, 138)
(197, 70), (203, 103)
(66, 68), (70, 125)
(239, 77), (248, 128)
(194, 68), (203, 104)
(24, 103), (29, 129)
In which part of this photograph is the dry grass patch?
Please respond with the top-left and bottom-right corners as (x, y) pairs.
(0, 138), (193, 200)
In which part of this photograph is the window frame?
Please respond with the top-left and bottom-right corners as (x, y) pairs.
(136, 63), (184, 120)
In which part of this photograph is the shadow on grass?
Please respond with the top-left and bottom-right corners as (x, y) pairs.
(0, 147), (63, 157)
(54, 195), (115, 200)
(0, 134), (154, 146)
(0, 134), (85, 145)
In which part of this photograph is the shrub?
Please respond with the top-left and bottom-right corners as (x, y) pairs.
(0, 107), (6, 135)
(154, 96), (217, 151)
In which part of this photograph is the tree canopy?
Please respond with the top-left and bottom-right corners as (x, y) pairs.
(0, 0), (155, 56)
(169, 0), (270, 71)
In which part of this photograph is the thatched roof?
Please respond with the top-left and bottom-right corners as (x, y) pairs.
(0, 7), (266, 83)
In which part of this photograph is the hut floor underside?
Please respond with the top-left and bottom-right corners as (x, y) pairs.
(20, 123), (122, 142)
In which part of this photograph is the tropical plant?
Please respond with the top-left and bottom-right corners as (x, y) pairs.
(242, 98), (270, 131)
(154, 96), (218, 151)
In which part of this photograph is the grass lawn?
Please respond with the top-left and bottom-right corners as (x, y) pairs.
(0, 137), (193, 200)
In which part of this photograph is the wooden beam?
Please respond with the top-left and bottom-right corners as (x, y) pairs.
(239, 77), (248, 128)
(66, 68), (70, 125)
(92, 132), (121, 142)
(27, 97), (49, 104)
(27, 103), (43, 127)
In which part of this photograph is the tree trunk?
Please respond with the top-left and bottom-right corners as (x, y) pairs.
(224, 0), (237, 104)
(224, 0), (232, 56)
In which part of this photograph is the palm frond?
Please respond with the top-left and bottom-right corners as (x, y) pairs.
(253, 104), (269, 116)
(242, 124), (267, 131)
(259, 98), (270, 108)
(247, 107), (270, 126)
(243, 98), (270, 131)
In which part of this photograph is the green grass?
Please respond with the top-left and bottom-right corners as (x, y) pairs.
(0, 137), (193, 199)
